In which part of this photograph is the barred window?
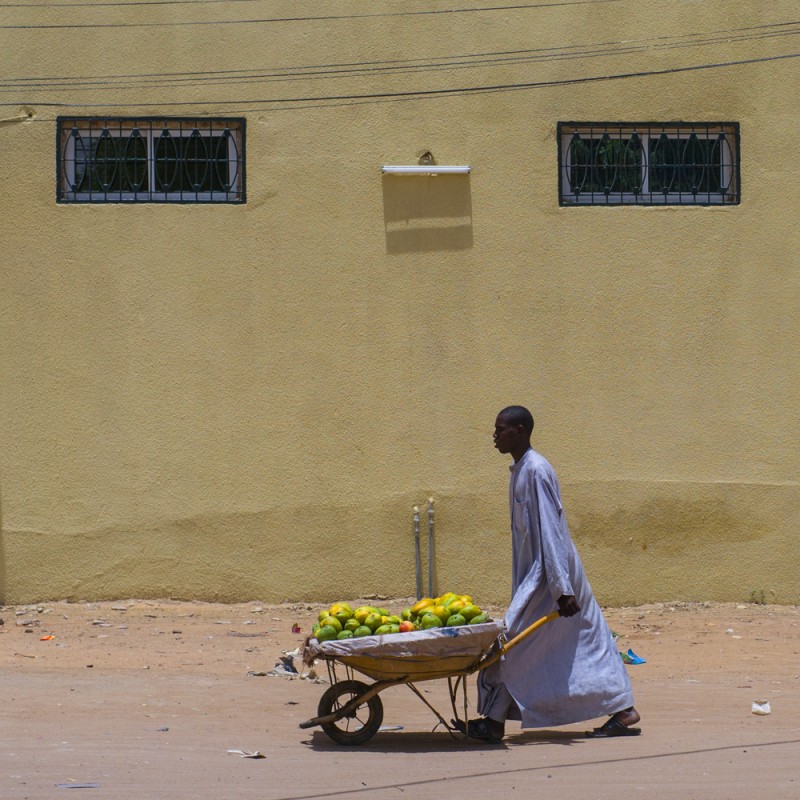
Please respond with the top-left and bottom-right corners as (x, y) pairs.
(57, 117), (245, 203)
(558, 122), (739, 206)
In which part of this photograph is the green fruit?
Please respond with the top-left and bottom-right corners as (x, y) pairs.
(383, 615), (402, 625)
(316, 625), (338, 642)
(344, 618), (361, 632)
(400, 608), (412, 621)
(468, 612), (489, 625)
(420, 613), (443, 629)
(334, 609), (353, 626)
(460, 604), (482, 621)
(387, 624), (401, 634)
(336, 629), (354, 639)
(353, 625), (373, 637)
(377, 608), (390, 617)
(374, 624), (393, 635)
(363, 613), (383, 632)
(446, 614), (467, 627)
(320, 615), (342, 633)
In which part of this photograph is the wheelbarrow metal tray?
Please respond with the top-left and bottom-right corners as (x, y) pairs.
(304, 621), (503, 681)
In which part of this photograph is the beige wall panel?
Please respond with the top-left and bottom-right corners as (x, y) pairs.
(1, 1), (798, 604)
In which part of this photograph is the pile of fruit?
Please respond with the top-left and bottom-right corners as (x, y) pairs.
(312, 593), (491, 642)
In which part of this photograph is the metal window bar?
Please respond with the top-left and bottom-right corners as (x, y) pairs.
(57, 117), (245, 203)
(558, 122), (739, 206)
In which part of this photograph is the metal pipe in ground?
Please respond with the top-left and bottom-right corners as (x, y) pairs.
(413, 506), (422, 600)
(427, 497), (435, 598)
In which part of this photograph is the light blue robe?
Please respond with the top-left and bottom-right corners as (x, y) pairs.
(478, 448), (634, 727)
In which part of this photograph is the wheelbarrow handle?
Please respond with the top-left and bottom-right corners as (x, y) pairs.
(478, 611), (560, 671)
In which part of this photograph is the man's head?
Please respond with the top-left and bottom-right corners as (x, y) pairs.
(493, 405), (534, 460)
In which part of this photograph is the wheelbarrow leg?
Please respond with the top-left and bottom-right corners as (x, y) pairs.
(404, 681), (463, 739)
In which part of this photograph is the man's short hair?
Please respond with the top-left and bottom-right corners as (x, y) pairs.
(498, 405), (534, 436)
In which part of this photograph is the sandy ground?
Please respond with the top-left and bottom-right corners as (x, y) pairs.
(2, 598), (799, 800)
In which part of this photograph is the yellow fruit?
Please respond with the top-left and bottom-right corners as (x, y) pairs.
(329, 602), (353, 616)
(446, 600), (466, 614)
(320, 615), (342, 633)
(440, 592), (459, 605)
(459, 595), (473, 605)
(411, 598), (435, 616)
(354, 607), (374, 624)
(430, 605), (450, 624)
(460, 605), (482, 621)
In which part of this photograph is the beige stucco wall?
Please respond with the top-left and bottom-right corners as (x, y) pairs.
(1, 2), (798, 605)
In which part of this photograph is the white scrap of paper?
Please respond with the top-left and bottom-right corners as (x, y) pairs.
(226, 749), (265, 758)
(751, 701), (771, 715)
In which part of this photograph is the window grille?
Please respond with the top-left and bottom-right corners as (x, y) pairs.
(57, 117), (245, 203)
(558, 122), (739, 206)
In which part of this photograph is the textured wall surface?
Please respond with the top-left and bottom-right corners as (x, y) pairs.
(1, 1), (798, 604)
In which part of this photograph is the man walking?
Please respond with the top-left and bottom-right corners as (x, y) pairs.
(456, 405), (641, 742)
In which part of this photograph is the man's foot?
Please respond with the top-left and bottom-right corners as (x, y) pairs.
(611, 707), (640, 728)
(585, 707), (641, 738)
(452, 717), (505, 743)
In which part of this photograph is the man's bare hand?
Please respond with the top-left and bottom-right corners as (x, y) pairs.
(557, 594), (580, 617)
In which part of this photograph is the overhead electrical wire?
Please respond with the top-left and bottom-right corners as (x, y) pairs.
(2, 19), (798, 92)
(0, 0), (269, 6)
(1, 50), (796, 111)
(0, 0), (625, 29)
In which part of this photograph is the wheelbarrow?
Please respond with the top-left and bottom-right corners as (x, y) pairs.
(299, 611), (559, 745)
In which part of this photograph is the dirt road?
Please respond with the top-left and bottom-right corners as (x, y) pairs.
(2, 599), (798, 799)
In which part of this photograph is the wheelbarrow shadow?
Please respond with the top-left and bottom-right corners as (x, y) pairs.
(304, 728), (586, 752)
(304, 729), (505, 752)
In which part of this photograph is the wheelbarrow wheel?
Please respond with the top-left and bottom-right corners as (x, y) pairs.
(318, 679), (384, 745)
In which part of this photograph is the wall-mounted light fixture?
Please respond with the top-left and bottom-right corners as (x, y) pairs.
(382, 151), (469, 175)
(381, 165), (471, 175)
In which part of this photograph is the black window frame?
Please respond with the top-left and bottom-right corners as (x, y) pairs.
(558, 122), (740, 206)
(56, 116), (246, 204)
